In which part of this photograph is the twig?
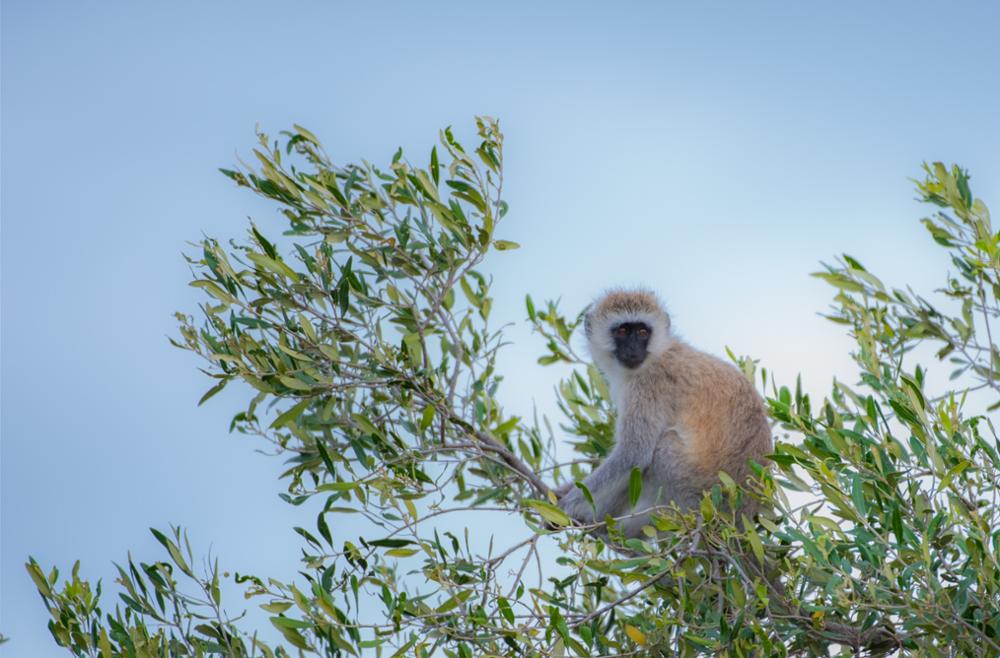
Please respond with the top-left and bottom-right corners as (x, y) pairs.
(472, 430), (551, 498)
(570, 571), (667, 628)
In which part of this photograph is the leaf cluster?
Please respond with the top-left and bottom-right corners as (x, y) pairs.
(25, 125), (1000, 657)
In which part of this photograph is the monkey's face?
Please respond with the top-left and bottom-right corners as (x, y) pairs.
(611, 322), (651, 369)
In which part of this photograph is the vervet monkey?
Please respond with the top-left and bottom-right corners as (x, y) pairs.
(556, 289), (772, 538)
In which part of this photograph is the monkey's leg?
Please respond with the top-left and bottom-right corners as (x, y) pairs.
(618, 486), (667, 538)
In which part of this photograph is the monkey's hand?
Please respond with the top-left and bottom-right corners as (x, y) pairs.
(552, 481), (576, 498)
(556, 485), (594, 524)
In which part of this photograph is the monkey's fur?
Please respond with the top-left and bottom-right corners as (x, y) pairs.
(557, 289), (772, 538)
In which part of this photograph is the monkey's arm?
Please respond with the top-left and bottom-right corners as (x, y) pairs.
(583, 448), (637, 516)
(559, 417), (658, 523)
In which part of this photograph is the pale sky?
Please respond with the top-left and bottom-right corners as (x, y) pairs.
(3, 1), (999, 655)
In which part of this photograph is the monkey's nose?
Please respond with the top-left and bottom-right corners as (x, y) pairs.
(621, 353), (645, 369)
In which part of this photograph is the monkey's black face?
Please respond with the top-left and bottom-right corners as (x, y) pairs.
(611, 322), (651, 369)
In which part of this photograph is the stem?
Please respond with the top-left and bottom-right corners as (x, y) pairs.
(472, 430), (551, 498)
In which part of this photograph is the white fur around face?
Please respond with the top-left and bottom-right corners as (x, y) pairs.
(586, 309), (672, 406)
(588, 310), (671, 356)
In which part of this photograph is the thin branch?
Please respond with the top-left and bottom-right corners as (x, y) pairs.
(472, 429), (551, 498)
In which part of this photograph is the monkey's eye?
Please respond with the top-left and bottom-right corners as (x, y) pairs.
(637, 328), (650, 338)
(614, 326), (628, 337)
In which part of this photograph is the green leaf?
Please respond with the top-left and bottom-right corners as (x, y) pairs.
(497, 597), (515, 625)
(317, 511), (332, 546)
(938, 460), (971, 492)
(744, 524), (765, 564)
(25, 561), (52, 598)
(247, 252), (297, 280)
(278, 375), (312, 392)
(317, 481), (360, 492)
(628, 467), (642, 508)
(292, 123), (320, 145)
(811, 271), (865, 293)
(197, 378), (229, 406)
(850, 474), (868, 517)
(430, 146), (440, 185)
(270, 618), (310, 649)
(419, 405), (435, 432)
(525, 499), (571, 527)
(297, 313), (318, 342)
(189, 280), (237, 304)
(403, 333), (423, 368)
(385, 547), (419, 557)
(150, 528), (192, 577)
(435, 589), (473, 613)
(351, 413), (383, 438)
(271, 398), (311, 429)
(368, 538), (414, 548)
(261, 601), (293, 614)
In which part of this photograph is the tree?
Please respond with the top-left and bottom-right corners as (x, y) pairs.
(27, 119), (1000, 657)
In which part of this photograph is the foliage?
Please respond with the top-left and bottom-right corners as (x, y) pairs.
(26, 121), (1000, 657)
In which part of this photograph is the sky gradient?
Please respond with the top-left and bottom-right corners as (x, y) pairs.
(3, 1), (999, 654)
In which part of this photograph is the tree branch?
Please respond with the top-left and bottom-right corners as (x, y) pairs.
(472, 430), (552, 498)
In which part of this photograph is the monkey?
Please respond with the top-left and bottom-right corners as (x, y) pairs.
(556, 289), (772, 538)
(550, 294), (902, 650)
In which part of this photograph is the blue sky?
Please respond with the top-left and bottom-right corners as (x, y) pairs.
(3, 1), (999, 655)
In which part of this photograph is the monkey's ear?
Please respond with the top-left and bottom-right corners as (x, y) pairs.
(583, 312), (593, 338)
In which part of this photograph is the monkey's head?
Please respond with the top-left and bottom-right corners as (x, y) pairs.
(584, 289), (672, 373)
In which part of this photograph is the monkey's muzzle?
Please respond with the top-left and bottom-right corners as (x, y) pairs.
(615, 344), (647, 369)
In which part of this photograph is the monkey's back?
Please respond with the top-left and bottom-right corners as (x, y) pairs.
(653, 342), (772, 489)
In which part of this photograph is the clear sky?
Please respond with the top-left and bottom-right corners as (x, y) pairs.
(3, 1), (999, 655)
